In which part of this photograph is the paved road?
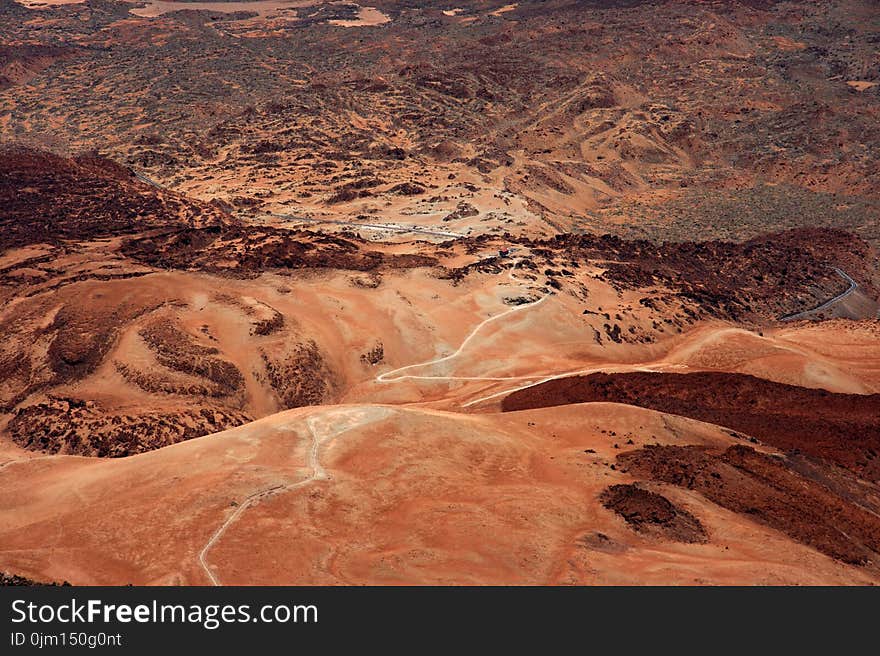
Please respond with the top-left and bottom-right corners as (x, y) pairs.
(132, 170), (165, 190)
(780, 267), (858, 322)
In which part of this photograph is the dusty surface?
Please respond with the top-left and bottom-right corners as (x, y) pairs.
(502, 371), (880, 481)
(1, 0), (879, 585)
(3, 0), (880, 242)
(2, 403), (878, 586)
(599, 484), (707, 544)
(619, 444), (880, 569)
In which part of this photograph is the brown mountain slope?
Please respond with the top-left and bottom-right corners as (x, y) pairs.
(501, 371), (880, 481)
(0, 146), (230, 251)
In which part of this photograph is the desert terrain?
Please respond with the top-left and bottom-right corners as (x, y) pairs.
(1, 0), (879, 585)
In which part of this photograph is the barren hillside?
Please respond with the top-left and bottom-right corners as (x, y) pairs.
(1, 0), (879, 586)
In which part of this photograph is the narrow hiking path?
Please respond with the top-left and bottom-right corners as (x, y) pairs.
(368, 256), (674, 407)
(375, 257), (552, 385)
(197, 415), (330, 586)
(370, 257), (671, 407)
(376, 294), (550, 383)
(197, 407), (389, 585)
(0, 455), (55, 473)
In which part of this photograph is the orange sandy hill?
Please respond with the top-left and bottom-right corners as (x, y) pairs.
(2, 402), (879, 585)
(1, 0), (879, 586)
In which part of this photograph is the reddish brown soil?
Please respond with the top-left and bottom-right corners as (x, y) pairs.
(502, 372), (880, 481)
(0, 146), (229, 252)
(8, 397), (252, 458)
(620, 444), (880, 567)
(457, 228), (878, 322)
(139, 319), (245, 395)
(0, 45), (76, 92)
(0, 291), (164, 412)
(261, 340), (337, 409)
(599, 483), (707, 544)
(0, 572), (70, 587)
(122, 226), (438, 275)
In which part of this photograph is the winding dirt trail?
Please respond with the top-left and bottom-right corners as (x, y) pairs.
(198, 484), (286, 586)
(375, 257), (554, 387)
(197, 407), (390, 585)
(373, 258), (681, 405)
(196, 418), (329, 585)
(376, 294), (551, 383)
(372, 257), (685, 405)
(197, 259), (860, 583)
